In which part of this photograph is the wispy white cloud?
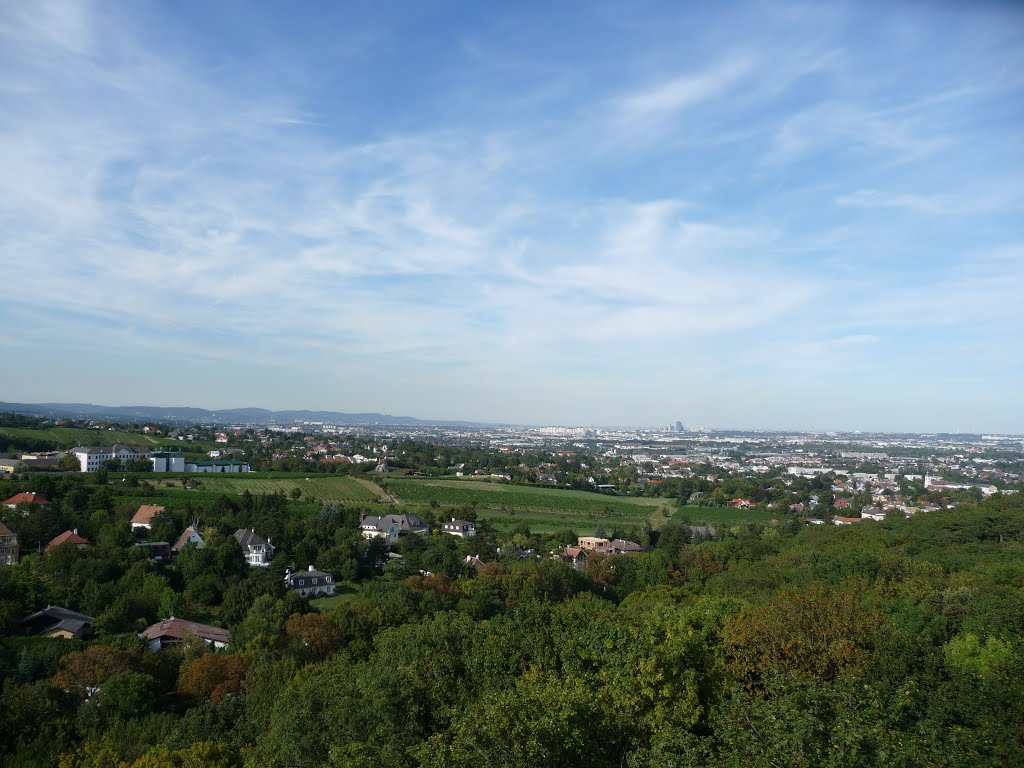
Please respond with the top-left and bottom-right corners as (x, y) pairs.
(616, 57), (752, 121)
(836, 188), (1020, 216)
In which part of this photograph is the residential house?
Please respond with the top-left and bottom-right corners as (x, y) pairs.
(608, 539), (643, 554)
(140, 617), (229, 652)
(360, 516), (399, 542)
(442, 518), (476, 537)
(464, 554), (485, 570)
(45, 529), (92, 554)
(0, 522), (19, 565)
(131, 504), (165, 532)
(359, 513), (430, 543)
(20, 606), (95, 639)
(727, 498), (754, 508)
(3, 492), (50, 509)
(832, 516), (864, 526)
(860, 507), (887, 521)
(284, 565), (335, 598)
(577, 536), (610, 552)
(172, 525), (205, 553)
(562, 546), (588, 569)
(234, 528), (275, 566)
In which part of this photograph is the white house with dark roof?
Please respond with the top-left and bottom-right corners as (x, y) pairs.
(860, 507), (887, 521)
(234, 528), (275, 566)
(442, 519), (476, 537)
(285, 565), (335, 598)
(359, 513), (430, 543)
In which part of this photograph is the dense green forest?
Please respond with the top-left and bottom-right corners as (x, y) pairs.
(1, 470), (1022, 767)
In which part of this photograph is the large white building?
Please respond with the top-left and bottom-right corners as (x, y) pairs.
(73, 445), (153, 472)
(72, 447), (249, 474)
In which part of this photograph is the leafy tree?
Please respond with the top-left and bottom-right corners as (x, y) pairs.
(721, 585), (881, 690)
(92, 671), (160, 718)
(53, 644), (140, 699)
(415, 670), (616, 768)
(284, 612), (343, 661)
(177, 653), (249, 703)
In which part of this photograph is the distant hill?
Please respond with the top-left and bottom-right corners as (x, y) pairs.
(0, 401), (496, 428)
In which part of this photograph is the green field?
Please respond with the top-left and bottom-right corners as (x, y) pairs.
(123, 474), (778, 534)
(383, 478), (672, 534)
(309, 584), (358, 610)
(386, 478), (663, 514)
(182, 475), (380, 504)
(0, 425), (213, 451)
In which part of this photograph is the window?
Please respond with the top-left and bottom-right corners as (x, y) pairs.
(299, 579), (305, 586)
(312, 578), (318, 585)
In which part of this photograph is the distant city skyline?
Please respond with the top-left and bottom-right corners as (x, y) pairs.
(2, 399), (1021, 437)
(1, 2), (1022, 432)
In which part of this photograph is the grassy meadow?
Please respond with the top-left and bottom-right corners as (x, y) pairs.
(381, 477), (673, 534)
(126, 471), (782, 535)
(384, 478), (665, 514)
(183, 475), (381, 503)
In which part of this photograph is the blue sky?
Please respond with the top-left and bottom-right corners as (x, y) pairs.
(1, 1), (1022, 431)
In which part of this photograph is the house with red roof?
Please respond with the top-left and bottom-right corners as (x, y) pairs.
(832, 516), (864, 526)
(44, 529), (92, 554)
(139, 617), (229, 652)
(562, 546), (588, 569)
(726, 498), (754, 508)
(4, 492), (50, 509)
(131, 504), (166, 532)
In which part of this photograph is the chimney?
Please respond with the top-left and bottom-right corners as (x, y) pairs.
(308, 564), (314, 571)
(73, 528), (78, 535)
